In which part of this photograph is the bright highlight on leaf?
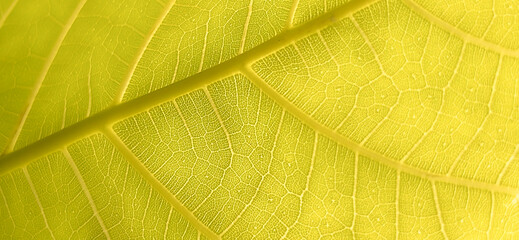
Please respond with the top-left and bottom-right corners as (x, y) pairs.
(0, 0), (518, 239)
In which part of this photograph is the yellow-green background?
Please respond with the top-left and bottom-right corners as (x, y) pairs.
(0, 0), (518, 239)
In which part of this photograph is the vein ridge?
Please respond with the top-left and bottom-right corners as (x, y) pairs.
(114, 0), (178, 103)
(239, 0), (254, 54)
(63, 148), (111, 240)
(402, 0), (519, 57)
(23, 168), (56, 240)
(431, 181), (449, 239)
(0, 0), (379, 172)
(102, 127), (220, 240)
(0, 0), (19, 29)
(4, 0), (88, 154)
(286, 0), (300, 28)
(241, 66), (519, 196)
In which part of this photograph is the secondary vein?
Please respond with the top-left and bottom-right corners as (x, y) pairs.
(0, 0), (379, 174)
(241, 66), (519, 196)
(102, 127), (220, 240)
(4, 0), (88, 154)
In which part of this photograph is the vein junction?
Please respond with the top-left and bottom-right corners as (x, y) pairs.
(1, 0), (519, 238)
(0, 0), (517, 213)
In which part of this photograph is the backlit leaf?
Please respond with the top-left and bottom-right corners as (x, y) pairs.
(1, 0), (518, 239)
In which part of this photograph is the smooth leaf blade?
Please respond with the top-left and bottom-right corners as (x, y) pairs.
(1, 0), (519, 239)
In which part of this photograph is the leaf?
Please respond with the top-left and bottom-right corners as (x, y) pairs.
(1, 0), (518, 238)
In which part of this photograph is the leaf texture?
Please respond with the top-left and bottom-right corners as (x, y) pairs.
(1, 0), (518, 239)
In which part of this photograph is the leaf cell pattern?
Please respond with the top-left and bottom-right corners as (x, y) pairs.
(1, 0), (519, 239)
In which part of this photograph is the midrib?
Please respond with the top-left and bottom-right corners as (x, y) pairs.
(0, 0), (517, 197)
(0, 0), (379, 174)
(1, 0), (519, 238)
(0, 0), (516, 213)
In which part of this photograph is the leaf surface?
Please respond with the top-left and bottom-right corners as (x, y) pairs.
(1, 0), (519, 239)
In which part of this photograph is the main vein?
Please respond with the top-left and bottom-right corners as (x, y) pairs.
(1, 0), (517, 197)
(0, 0), (379, 174)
